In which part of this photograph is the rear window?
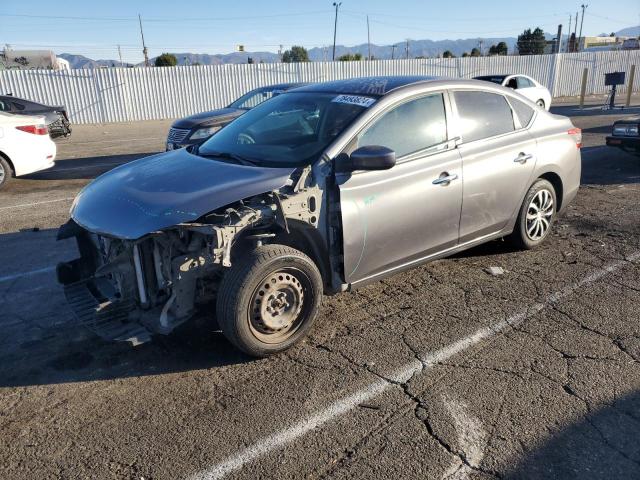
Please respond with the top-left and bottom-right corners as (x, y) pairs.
(516, 77), (535, 88)
(509, 96), (535, 127)
(453, 91), (515, 143)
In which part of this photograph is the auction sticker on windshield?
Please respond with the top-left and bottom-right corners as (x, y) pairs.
(332, 95), (376, 107)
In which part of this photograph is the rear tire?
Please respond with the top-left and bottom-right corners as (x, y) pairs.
(216, 244), (323, 357)
(0, 156), (13, 190)
(509, 179), (557, 250)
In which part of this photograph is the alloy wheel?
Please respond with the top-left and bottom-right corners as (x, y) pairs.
(526, 189), (554, 241)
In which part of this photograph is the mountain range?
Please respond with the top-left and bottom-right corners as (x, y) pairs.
(59, 25), (639, 69)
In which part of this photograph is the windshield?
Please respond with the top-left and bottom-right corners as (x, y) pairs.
(474, 75), (506, 85)
(229, 87), (285, 110)
(199, 92), (374, 168)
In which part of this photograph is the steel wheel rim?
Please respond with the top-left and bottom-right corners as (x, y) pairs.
(526, 189), (554, 241)
(248, 267), (311, 344)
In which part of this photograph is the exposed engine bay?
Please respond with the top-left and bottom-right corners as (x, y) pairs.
(57, 174), (326, 346)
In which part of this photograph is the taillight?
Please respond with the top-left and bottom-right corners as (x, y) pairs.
(16, 124), (49, 135)
(568, 127), (582, 149)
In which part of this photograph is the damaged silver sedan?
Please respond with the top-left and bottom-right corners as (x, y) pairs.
(57, 76), (582, 357)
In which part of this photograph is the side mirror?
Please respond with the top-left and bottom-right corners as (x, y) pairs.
(335, 145), (396, 173)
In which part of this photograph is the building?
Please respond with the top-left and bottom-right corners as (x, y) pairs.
(579, 36), (636, 51)
(0, 49), (69, 70)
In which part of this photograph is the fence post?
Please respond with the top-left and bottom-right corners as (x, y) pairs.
(579, 68), (588, 109)
(626, 64), (636, 108)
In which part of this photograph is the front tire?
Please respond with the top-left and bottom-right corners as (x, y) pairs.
(0, 156), (13, 190)
(216, 244), (323, 357)
(509, 179), (557, 249)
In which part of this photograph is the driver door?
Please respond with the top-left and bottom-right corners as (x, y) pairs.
(336, 92), (463, 286)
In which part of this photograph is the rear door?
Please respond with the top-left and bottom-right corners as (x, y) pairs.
(451, 90), (537, 242)
(337, 92), (463, 285)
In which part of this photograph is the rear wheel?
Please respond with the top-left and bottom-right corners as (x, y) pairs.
(216, 244), (323, 357)
(509, 179), (557, 249)
(0, 157), (13, 190)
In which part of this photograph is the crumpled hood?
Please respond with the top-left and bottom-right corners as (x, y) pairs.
(171, 107), (245, 129)
(71, 149), (295, 239)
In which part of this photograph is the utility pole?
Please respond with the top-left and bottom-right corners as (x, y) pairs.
(367, 15), (371, 61)
(117, 45), (123, 66)
(138, 14), (149, 67)
(391, 44), (397, 60)
(405, 39), (409, 59)
(278, 44), (283, 62)
(578, 4), (588, 52)
(566, 14), (572, 52)
(478, 39), (484, 56)
(332, 2), (341, 61)
(555, 24), (563, 54)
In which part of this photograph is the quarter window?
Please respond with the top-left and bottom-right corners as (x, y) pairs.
(453, 91), (515, 143)
(357, 93), (447, 158)
(509, 96), (535, 127)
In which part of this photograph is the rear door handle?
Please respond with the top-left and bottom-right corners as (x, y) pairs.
(432, 172), (458, 186)
(514, 153), (533, 164)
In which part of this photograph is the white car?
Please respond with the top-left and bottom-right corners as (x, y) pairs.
(0, 111), (56, 190)
(474, 74), (552, 110)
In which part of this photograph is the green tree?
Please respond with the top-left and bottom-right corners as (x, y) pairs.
(154, 53), (177, 67)
(489, 42), (508, 55)
(462, 52), (470, 57)
(337, 53), (363, 61)
(282, 46), (310, 63)
(517, 28), (546, 55)
(442, 50), (455, 58)
(470, 47), (481, 57)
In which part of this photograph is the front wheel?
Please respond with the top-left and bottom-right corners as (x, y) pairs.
(216, 244), (323, 357)
(509, 179), (557, 249)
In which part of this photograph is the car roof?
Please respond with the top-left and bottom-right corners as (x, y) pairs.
(256, 82), (309, 91)
(292, 76), (440, 96)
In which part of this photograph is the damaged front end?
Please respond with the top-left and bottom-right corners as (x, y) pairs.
(57, 186), (322, 346)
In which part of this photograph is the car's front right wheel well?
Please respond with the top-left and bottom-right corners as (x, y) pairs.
(0, 151), (15, 175)
(538, 172), (563, 210)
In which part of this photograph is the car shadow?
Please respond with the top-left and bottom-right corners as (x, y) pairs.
(0, 227), (251, 388)
(23, 152), (159, 181)
(506, 388), (640, 479)
(581, 145), (640, 185)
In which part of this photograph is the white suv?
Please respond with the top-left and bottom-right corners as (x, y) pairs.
(0, 111), (57, 189)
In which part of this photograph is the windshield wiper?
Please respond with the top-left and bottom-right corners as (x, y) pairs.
(196, 149), (257, 166)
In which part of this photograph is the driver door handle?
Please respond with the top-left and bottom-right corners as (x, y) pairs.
(432, 172), (458, 186)
(514, 153), (533, 164)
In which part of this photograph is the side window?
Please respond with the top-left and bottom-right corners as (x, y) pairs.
(517, 77), (533, 89)
(506, 78), (518, 89)
(12, 102), (25, 111)
(453, 91), (515, 143)
(357, 93), (447, 158)
(509, 96), (535, 127)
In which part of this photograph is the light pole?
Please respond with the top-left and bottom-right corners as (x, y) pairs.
(332, 2), (341, 61)
(578, 4), (588, 52)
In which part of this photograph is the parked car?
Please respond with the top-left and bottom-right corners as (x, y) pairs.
(166, 82), (308, 150)
(606, 116), (639, 155)
(473, 74), (552, 110)
(0, 112), (56, 190)
(0, 94), (71, 138)
(57, 76), (581, 357)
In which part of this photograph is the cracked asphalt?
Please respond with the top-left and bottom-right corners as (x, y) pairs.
(1, 101), (640, 479)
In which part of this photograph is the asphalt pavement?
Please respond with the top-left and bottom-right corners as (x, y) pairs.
(1, 104), (640, 480)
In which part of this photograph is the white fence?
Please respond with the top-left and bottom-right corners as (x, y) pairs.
(1, 50), (638, 124)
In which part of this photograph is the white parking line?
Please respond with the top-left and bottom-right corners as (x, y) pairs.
(190, 252), (640, 480)
(0, 197), (75, 211)
(0, 266), (56, 284)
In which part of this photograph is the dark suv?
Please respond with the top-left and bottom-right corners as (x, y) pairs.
(166, 82), (307, 150)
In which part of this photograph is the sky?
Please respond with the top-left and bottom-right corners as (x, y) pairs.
(2, 0), (639, 63)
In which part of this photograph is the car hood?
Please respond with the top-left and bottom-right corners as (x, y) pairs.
(615, 115), (640, 125)
(71, 149), (296, 240)
(171, 107), (245, 129)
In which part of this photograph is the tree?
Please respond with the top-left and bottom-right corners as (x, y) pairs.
(337, 53), (363, 61)
(462, 52), (470, 57)
(442, 50), (455, 58)
(517, 27), (546, 55)
(282, 46), (310, 63)
(470, 47), (481, 57)
(489, 42), (508, 56)
(155, 53), (177, 67)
